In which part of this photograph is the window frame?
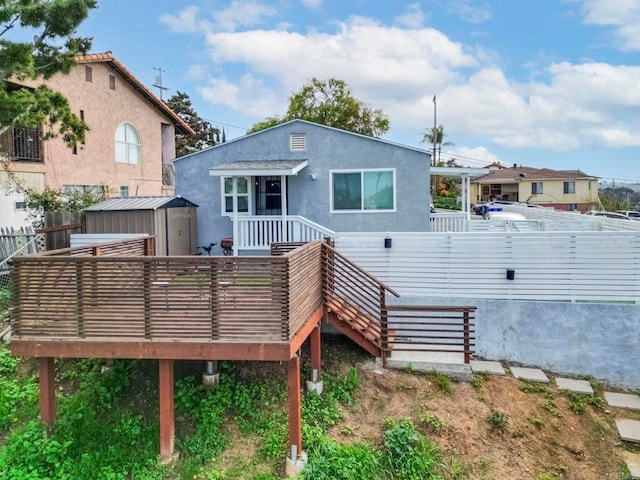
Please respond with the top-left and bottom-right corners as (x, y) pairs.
(563, 181), (576, 194)
(330, 168), (396, 214)
(531, 182), (543, 195)
(220, 176), (252, 217)
(115, 122), (141, 165)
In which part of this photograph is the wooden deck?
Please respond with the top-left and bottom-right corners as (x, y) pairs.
(10, 238), (324, 362)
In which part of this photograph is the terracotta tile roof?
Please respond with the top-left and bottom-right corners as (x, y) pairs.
(76, 52), (195, 135)
(473, 166), (598, 182)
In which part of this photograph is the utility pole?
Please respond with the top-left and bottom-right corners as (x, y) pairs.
(153, 67), (169, 100)
(432, 95), (437, 167)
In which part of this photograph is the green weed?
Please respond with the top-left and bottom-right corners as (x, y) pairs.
(428, 372), (454, 396)
(382, 418), (443, 479)
(568, 393), (605, 415)
(420, 412), (443, 432)
(487, 410), (508, 430)
(521, 382), (548, 394)
(543, 400), (563, 418)
(526, 415), (547, 429)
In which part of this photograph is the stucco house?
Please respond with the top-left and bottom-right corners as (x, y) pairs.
(174, 119), (431, 254)
(0, 51), (194, 227)
(470, 165), (599, 212)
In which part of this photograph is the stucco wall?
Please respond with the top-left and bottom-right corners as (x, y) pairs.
(389, 295), (640, 388)
(19, 63), (175, 196)
(175, 121), (431, 246)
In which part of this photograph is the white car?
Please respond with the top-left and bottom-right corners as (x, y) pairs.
(615, 210), (640, 220)
(584, 211), (630, 220)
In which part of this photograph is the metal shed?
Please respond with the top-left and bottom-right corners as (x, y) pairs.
(84, 196), (198, 256)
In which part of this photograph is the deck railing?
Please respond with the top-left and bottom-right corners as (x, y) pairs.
(237, 215), (335, 250)
(10, 238), (325, 344)
(430, 212), (468, 232)
(0, 126), (42, 162)
(383, 305), (476, 363)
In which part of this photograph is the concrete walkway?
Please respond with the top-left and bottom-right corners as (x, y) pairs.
(469, 360), (640, 478)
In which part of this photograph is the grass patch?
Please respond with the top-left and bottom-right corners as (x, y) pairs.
(487, 410), (508, 430)
(427, 372), (454, 396)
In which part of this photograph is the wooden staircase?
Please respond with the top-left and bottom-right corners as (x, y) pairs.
(325, 293), (382, 357)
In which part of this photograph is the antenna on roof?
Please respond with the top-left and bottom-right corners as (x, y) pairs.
(153, 67), (169, 100)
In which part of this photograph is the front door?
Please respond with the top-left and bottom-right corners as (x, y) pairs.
(255, 176), (287, 215)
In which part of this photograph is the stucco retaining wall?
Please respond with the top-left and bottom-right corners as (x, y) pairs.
(389, 295), (640, 389)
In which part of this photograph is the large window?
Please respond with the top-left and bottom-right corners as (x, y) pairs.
(531, 182), (543, 195)
(563, 181), (575, 194)
(331, 169), (395, 212)
(115, 123), (140, 164)
(221, 176), (250, 215)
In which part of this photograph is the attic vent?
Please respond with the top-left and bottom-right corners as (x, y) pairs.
(290, 134), (306, 151)
(85, 65), (93, 82)
(109, 74), (116, 90)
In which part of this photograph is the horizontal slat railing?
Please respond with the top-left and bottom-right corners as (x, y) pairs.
(35, 236), (154, 257)
(286, 242), (324, 337)
(383, 305), (477, 363)
(335, 231), (640, 302)
(11, 255), (290, 343)
(322, 242), (399, 347)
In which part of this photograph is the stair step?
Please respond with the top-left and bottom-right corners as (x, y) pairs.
(616, 419), (640, 443)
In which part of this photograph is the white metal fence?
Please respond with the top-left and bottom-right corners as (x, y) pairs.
(335, 231), (640, 303)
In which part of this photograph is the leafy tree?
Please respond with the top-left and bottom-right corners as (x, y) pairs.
(0, 0), (97, 147)
(249, 78), (390, 137)
(24, 186), (105, 228)
(166, 91), (219, 157)
(421, 124), (454, 166)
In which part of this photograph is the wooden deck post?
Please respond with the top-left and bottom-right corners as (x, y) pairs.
(159, 359), (175, 459)
(287, 354), (302, 460)
(38, 357), (56, 425)
(310, 323), (321, 377)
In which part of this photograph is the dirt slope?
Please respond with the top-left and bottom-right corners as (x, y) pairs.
(330, 358), (637, 480)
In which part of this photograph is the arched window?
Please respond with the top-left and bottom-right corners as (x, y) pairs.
(115, 123), (140, 164)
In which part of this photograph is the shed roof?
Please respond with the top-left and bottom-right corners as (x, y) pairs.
(84, 196), (198, 212)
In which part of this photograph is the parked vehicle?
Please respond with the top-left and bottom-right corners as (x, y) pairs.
(584, 211), (631, 220)
(615, 210), (640, 220)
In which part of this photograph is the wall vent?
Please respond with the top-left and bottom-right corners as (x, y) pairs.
(290, 134), (306, 151)
(85, 65), (93, 82)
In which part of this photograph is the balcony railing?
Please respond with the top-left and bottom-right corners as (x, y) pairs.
(0, 126), (43, 162)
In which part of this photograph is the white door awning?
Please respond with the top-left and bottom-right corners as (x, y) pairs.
(209, 160), (308, 177)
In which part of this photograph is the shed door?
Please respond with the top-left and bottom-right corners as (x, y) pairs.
(166, 208), (192, 255)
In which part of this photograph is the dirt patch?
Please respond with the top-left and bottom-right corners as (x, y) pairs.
(331, 362), (636, 479)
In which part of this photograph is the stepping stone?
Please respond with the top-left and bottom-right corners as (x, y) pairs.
(605, 392), (640, 411)
(470, 360), (505, 376)
(510, 367), (549, 383)
(623, 451), (640, 479)
(616, 419), (640, 443)
(555, 378), (594, 394)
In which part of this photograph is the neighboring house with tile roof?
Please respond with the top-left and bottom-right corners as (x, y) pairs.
(470, 165), (600, 212)
(0, 51), (194, 227)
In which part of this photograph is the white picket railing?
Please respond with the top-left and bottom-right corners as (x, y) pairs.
(236, 215), (335, 250)
(335, 231), (640, 302)
(430, 212), (467, 232)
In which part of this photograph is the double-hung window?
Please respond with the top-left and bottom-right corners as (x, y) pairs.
(331, 169), (395, 212)
(563, 181), (575, 194)
(221, 176), (250, 215)
(531, 182), (543, 195)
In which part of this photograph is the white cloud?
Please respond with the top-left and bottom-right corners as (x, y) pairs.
(159, 6), (212, 33)
(161, 1), (277, 33)
(445, 146), (503, 167)
(198, 74), (283, 117)
(166, 10), (640, 151)
(302, 0), (322, 9)
(577, 0), (640, 50)
(394, 3), (426, 29)
(446, 0), (491, 23)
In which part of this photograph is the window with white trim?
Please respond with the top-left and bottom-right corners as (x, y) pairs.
(221, 176), (250, 215)
(115, 123), (141, 164)
(563, 181), (575, 194)
(331, 169), (395, 212)
(290, 134), (306, 151)
(531, 182), (543, 195)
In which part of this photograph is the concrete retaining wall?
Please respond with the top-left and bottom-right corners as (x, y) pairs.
(389, 296), (640, 389)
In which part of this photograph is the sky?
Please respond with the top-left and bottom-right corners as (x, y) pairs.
(75, 0), (640, 183)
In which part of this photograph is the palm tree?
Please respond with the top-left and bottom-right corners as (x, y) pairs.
(421, 125), (454, 166)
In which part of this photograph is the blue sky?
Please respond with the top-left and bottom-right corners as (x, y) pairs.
(77, 0), (639, 182)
